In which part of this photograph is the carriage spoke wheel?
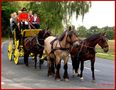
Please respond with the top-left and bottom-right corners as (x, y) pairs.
(8, 41), (12, 61)
(14, 49), (19, 64)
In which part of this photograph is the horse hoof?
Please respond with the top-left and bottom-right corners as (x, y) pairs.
(39, 66), (41, 69)
(64, 78), (69, 82)
(80, 77), (84, 81)
(48, 75), (52, 78)
(52, 74), (55, 77)
(92, 80), (96, 83)
(77, 74), (80, 77)
(56, 78), (61, 81)
(26, 64), (28, 67)
(72, 75), (75, 78)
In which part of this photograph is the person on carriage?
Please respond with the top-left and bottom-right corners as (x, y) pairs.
(10, 12), (18, 36)
(31, 13), (40, 29)
(28, 10), (33, 21)
(28, 10), (34, 28)
(10, 13), (14, 33)
(17, 7), (30, 30)
(18, 10), (22, 17)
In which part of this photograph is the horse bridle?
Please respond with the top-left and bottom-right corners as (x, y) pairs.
(77, 36), (106, 54)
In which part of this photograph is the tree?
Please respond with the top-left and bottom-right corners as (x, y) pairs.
(77, 26), (87, 37)
(2, 1), (91, 37)
(2, 2), (28, 37)
(27, 1), (91, 35)
(102, 26), (114, 39)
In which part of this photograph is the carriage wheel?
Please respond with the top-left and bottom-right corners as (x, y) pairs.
(15, 40), (19, 49)
(14, 49), (19, 64)
(8, 41), (13, 61)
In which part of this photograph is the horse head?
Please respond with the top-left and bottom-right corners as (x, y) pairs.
(37, 28), (51, 40)
(66, 26), (80, 48)
(43, 28), (51, 39)
(98, 32), (109, 53)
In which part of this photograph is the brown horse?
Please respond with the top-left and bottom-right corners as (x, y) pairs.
(44, 26), (80, 81)
(70, 33), (109, 82)
(23, 29), (51, 69)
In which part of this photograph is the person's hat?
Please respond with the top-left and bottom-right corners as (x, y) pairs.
(21, 7), (27, 11)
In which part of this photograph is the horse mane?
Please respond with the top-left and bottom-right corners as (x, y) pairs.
(58, 30), (67, 41)
(37, 29), (51, 39)
(85, 33), (101, 42)
(37, 29), (45, 39)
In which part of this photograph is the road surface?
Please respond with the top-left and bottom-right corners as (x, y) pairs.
(1, 41), (114, 89)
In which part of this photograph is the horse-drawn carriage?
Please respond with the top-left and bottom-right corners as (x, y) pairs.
(7, 19), (109, 81)
(8, 28), (41, 64)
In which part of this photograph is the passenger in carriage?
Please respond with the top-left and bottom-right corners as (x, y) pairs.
(28, 10), (34, 29)
(31, 13), (40, 29)
(18, 7), (29, 30)
(28, 10), (33, 21)
(10, 13), (14, 37)
(13, 12), (18, 23)
(10, 12), (18, 35)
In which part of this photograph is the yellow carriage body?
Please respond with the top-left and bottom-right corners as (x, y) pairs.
(21, 29), (41, 37)
(8, 28), (42, 64)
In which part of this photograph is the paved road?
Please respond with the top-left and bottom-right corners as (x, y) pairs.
(1, 41), (114, 89)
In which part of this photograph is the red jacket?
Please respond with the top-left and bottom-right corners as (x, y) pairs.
(18, 13), (29, 21)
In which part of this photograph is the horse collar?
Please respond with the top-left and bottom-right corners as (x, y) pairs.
(36, 36), (44, 47)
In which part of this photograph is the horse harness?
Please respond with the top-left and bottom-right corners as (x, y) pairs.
(50, 37), (70, 53)
(50, 34), (79, 54)
(24, 36), (44, 52)
(76, 41), (96, 59)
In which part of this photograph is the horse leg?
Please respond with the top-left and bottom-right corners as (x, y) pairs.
(51, 61), (55, 75)
(63, 56), (69, 81)
(39, 52), (43, 69)
(49, 52), (55, 75)
(47, 56), (52, 77)
(55, 63), (61, 81)
(72, 56), (80, 77)
(71, 56), (76, 76)
(80, 60), (84, 80)
(91, 59), (95, 82)
(76, 59), (81, 77)
(24, 51), (29, 67)
(34, 54), (37, 69)
(63, 63), (69, 81)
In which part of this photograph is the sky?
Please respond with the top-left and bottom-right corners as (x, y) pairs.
(71, 1), (115, 29)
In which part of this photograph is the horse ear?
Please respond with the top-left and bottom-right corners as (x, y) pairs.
(68, 26), (71, 31)
(46, 26), (49, 30)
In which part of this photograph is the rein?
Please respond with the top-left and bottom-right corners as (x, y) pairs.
(79, 44), (95, 49)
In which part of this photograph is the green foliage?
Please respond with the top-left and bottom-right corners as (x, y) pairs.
(26, 1), (91, 35)
(1, 1), (91, 36)
(77, 25), (114, 40)
(101, 26), (114, 40)
(77, 26), (87, 37)
(2, 2), (17, 37)
(2, 2), (28, 37)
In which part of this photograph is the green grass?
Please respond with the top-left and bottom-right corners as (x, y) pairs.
(96, 40), (114, 60)
(96, 53), (114, 60)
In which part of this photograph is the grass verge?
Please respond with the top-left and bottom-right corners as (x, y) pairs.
(96, 53), (114, 60)
(96, 40), (114, 60)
